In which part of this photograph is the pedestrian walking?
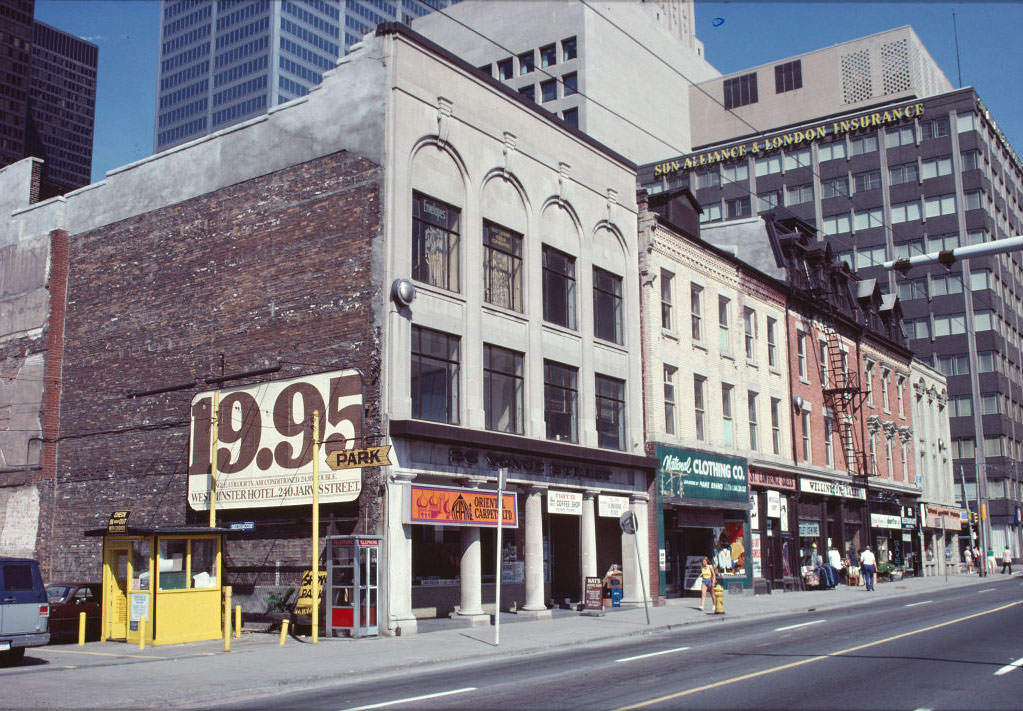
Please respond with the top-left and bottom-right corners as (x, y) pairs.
(987, 547), (996, 574)
(1001, 546), (1013, 574)
(964, 545), (973, 573)
(860, 546), (877, 591)
(699, 557), (717, 612)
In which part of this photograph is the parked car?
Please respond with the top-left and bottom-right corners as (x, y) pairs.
(46, 584), (101, 642)
(0, 557), (50, 666)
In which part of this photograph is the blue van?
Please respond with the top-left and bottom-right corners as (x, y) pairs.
(0, 557), (50, 665)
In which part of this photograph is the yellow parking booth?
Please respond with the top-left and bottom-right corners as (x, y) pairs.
(88, 524), (228, 646)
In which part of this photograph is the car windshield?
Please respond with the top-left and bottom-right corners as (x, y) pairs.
(46, 585), (72, 602)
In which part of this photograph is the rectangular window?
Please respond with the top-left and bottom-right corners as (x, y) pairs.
(885, 124), (915, 148)
(864, 361), (875, 405)
(821, 176), (849, 199)
(595, 374), (626, 450)
(660, 269), (674, 331)
(721, 162), (748, 184)
(854, 207), (884, 231)
(784, 148), (811, 171)
(562, 108), (578, 128)
(896, 375), (905, 417)
(921, 155), (953, 180)
(483, 221), (523, 312)
(497, 58), (513, 80)
(770, 397), (782, 455)
(754, 155), (781, 177)
(926, 233), (959, 252)
(726, 196), (752, 219)
(890, 200), (921, 224)
(562, 72), (578, 95)
(898, 277), (928, 301)
(950, 395), (973, 417)
(663, 365), (677, 435)
(880, 369), (891, 412)
(542, 245), (576, 329)
(775, 60), (802, 92)
(956, 112), (977, 133)
(889, 161), (918, 185)
(930, 273), (962, 297)
(593, 267), (623, 344)
(966, 228), (987, 245)
(800, 411), (810, 461)
(767, 317), (778, 367)
(853, 169), (882, 193)
(748, 390), (759, 451)
(484, 344), (523, 433)
(691, 284), (703, 341)
(743, 307), (757, 361)
(756, 190), (781, 212)
(819, 340), (829, 387)
(785, 183), (813, 205)
(974, 309), (996, 331)
(824, 417), (834, 466)
(855, 245), (887, 270)
(981, 393), (1000, 415)
(970, 268), (992, 291)
(797, 330), (807, 379)
(722, 384), (734, 447)
(977, 351), (996, 373)
(718, 295), (731, 354)
(411, 325), (460, 424)
(953, 438), (975, 460)
(694, 168), (720, 189)
(964, 190), (985, 211)
(938, 354), (971, 376)
(518, 50), (534, 75)
(822, 214), (851, 236)
(412, 192), (460, 292)
(818, 141), (846, 162)
(518, 84), (535, 102)
(562, 36), (577, 61)
(544, 361), (577, 442)
(921, 117), (951, 140)
(961, 150), (981, 171)
(540, 43), (556, 68)
(694, 375), (706, 441)
(924, 194), (956, 218)
(850, 135), (878, 156)
(723, 72), (758, 109)
(540, 79), (557, 102)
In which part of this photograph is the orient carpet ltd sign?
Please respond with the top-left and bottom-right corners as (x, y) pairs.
(406, 484), (518, 528)
(187, 369), (365, 511)
(657, 446), (748, 503)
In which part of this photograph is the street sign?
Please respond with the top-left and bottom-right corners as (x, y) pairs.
(619, 510), (637, 534)
(228, 521), (255, 531)
(326, 445), (392, 470)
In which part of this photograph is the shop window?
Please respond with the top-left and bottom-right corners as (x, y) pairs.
(595, 374), (626, 450)
(663, 365), (677, 435)
(544, 360), (577, 442)
(660, 269), (674, 331)
(715, 519), (747, 577)
(593, 266), (623, 344)
(411, 325), (460, 424)
(484, 344), (523, 434)
(542, 245), (576, 329)
(412, 192), (460, 292)
(694, 375), (706, 441)
(483, 221), (523, 312)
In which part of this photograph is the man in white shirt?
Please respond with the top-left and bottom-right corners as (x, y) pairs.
(860, 546), (877, 591)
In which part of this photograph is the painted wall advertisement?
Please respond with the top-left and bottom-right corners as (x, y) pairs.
(656, 446), (748, 503)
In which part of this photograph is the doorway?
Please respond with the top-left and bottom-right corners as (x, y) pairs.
(105, 544), (131, 640)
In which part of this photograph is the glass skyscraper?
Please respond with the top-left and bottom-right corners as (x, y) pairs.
(155, 0), (454, 152)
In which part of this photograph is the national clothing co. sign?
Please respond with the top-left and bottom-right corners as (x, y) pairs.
(656, 446), (748, 504)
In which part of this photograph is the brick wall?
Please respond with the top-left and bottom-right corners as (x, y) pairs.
(48, 150), (384, 587)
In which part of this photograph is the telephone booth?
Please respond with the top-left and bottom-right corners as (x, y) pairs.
(326, 535), (380, 638)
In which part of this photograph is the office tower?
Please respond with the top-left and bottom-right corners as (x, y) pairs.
(0, 0), (96, 198)
(155, 0), (454, 152)
(641, 27), (1023, 554)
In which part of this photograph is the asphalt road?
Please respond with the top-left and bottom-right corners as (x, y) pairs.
(221, 578), (1023, 711)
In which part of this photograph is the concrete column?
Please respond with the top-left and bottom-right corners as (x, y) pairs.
(622, 493), (651, 604)
(385, 471), (417, 635)
(580, 490), (598, 580)
(522, 485), (548, 612)
(458, 526), (484, 615)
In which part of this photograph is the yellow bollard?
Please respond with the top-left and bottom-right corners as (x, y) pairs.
(235, 604), (242, 638)
(138, 618), (146, 650)
(713, 583), (725, 615)
(77, 611), (86, 646)
(223, 586), (232, 652)
(279, 619), (289, 646)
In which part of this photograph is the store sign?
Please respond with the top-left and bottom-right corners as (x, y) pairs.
(798, 521), (820, 537)
(651, 101), (925, 178)
(598, 495), (629, 518)
(799, 477), (866, 500)
(870, 513), (902, 530)
(657, 446), (748, 503)
(779, 496), (789, 532)
(748, 468), (796, 491)
(187, 369), (364, 510)
(108, 510), (130, 533)
(548, 490), (583, 516)
(749, 492), (759, 529)
(406, 484), (518, 528)
(766, 490), (781, 518)
(751, 532), (762, 578)
(926, 504), (966, 530)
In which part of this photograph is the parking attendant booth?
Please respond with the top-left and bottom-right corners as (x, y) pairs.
(88, 523), (228, 646)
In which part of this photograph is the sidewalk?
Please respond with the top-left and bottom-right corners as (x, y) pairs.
(11, 572), (1018, 709)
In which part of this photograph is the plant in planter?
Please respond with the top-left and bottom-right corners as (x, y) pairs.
(876, 562), (896, 582)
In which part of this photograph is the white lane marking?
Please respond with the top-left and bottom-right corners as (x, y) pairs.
(904, 600), (933, 607)
(774, 619), (826, 632)
(342, 687), (477, 711)
(979, 588), (996, 593)
(994, 656), (1023, 676)
(616, 646), (690, 663)
(913, 707), (933, 711)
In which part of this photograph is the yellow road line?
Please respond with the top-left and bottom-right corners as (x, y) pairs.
(617, 601), (1022, 710)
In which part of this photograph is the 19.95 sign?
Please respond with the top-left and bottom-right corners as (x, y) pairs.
(187, 370), (364, 511)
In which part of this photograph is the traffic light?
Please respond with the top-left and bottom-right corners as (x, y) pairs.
(970, 511), (979, 525)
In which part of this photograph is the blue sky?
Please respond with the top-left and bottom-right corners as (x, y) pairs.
(35, 1), (1023, 184)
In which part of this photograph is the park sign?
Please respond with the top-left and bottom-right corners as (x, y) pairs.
(656, 445), (748, 504)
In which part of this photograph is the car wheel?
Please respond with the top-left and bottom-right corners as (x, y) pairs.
(0, 647), (26, 667)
